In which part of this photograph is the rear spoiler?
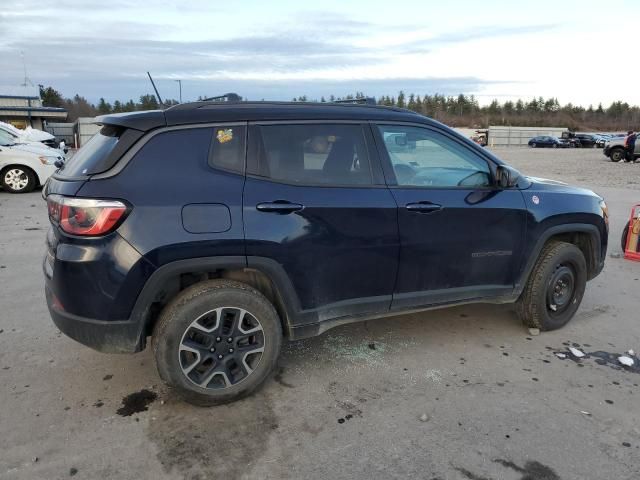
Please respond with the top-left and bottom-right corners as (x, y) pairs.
(95, 110), (167, 132)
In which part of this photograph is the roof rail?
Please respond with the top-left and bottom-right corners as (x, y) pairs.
(202, 93), (242, 102)
(333, 97), (377, 105)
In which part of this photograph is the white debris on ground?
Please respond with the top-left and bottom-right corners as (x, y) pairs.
(569, 347), (586, 358)
(627, 349), (635, 356)
(618, 356), (635, 367)
(423, 369), (444, 383)
(321, 334), (387, 366)
(528, 328), (540, 336)
(555, 353), (567, 359)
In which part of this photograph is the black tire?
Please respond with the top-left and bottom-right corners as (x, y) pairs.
(152, 279), (282, 406)
(621, 221), (630, 252)
(610, 148), (625, 162)
(1, 166), (36, 193)
(516, 241), (587, 331)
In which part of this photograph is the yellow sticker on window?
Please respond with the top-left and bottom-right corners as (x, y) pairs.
(217, 128), (233, 144)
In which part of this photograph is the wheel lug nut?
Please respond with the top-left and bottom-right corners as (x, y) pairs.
(218, 354), (223, 359)
(229, 348), (234, 353)
(210, 348), (215, 353)
(216, 337), (221, 342)
(227, 338), (233, 342)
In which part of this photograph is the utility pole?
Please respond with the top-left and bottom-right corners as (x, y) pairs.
(175, 79), (182, 103)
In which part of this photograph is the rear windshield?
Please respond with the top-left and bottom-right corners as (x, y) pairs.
(57, 125), (122, 177)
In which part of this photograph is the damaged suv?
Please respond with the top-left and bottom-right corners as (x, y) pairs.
(43, 99), (608, 405)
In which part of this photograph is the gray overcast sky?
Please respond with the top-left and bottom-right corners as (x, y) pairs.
(2, 0), (638, 105)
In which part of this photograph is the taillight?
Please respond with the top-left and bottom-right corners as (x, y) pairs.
(47, 195), (129, 236)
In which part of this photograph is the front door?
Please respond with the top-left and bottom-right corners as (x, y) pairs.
(373, 123), (527, 310)
(243, 122), (399, 325)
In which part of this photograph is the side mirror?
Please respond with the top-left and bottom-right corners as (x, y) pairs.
(496, 165), (521, 188)
(395, 135), (408, 146)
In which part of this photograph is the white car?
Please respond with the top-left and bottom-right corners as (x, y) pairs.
(0, 130), (62, 193)
(0, 121), (60, 149)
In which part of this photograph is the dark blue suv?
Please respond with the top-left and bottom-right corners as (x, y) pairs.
(43, 100), (608, 405)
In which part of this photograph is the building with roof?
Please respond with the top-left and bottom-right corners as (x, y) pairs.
(0, 85), (67, 130)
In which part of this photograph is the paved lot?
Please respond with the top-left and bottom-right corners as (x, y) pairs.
(1, 147), (639, 480)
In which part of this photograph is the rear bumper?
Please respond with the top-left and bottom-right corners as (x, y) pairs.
(46, 285), (144, 353)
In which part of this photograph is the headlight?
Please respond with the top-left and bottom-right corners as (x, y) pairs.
(599, 199), (609, 227)
(38, 156), (57, 165)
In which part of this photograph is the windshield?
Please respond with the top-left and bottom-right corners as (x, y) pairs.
(0, 129), (18, 146)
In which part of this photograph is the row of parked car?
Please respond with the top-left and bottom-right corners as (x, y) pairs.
(0, 122), (66, 193)
(527, 132), (625, 149)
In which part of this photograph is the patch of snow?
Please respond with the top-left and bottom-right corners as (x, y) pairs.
(618, 356), (634, 367)
(569, 347), (585, 358)
(555, 353), (567, 359)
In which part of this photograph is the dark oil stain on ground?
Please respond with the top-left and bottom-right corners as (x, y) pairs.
(553, 342), (640, 374)
(116, 389), (157, 416)
(456, 458), (560, 480)
(147, 393), (276, 480)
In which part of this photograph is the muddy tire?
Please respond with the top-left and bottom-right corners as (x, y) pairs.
(610, 148), (625, 162)
(517, 241), (587, 331)
(152, 280), (282, 406)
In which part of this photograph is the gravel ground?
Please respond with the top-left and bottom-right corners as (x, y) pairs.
(1, 148), (639, 480)
(491, 146), (640, 190)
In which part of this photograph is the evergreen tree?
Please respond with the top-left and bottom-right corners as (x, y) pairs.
(396, 91), (406, 108)
(38, 85), (65, 108)
(97, 97), (112, 114)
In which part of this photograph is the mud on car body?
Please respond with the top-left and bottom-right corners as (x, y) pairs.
(43, 99), (608, 405)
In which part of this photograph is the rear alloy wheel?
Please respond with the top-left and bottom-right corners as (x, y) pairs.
(517, 241), (587, 331)
(153, 280), (282, 406)
(531, 143), (537, 148)
(552, 143), (558, 148)
(1, 167), (36, 193)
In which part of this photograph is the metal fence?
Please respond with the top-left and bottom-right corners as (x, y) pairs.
(488, 126), (568, 147)
(77, 117), (101, 147)
(44, 122), (75, 144)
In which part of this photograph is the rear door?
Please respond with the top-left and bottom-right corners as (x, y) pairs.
(373, 123), (527, 310)
(243, 122), (399, 325)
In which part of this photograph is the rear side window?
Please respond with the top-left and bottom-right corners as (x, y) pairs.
(251, 124), (372, 186)
(208, 125), (246, 173)
(57, 125), (123, 177)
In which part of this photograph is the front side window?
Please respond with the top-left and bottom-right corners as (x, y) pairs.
(377, 125), (491, 188)
(254, 124), (372, 186)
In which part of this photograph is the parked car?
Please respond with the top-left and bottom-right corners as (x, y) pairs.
(0, 122), (67, 155)
(43, 100), (608, 405)
(0, 130), (62, 193)
(603, 137), (640, 162)
(560, 131), (581, 148)
(528, 136), (569, 148)
(0, 121), (62, 150)
(575, 134), (598, 148)
(593, 134), (609, 148)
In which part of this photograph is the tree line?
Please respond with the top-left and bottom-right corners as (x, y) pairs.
(40, 85), (640, 131)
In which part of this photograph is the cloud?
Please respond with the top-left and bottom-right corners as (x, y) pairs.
(0, 3), (543, 102)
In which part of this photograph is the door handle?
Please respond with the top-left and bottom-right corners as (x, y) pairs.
(256, 201), (304, 214)
(405, 202), (442, 213)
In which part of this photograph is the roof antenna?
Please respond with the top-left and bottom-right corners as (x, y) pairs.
(147, 71), (164, 106)
(21, 51), (34, 87)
